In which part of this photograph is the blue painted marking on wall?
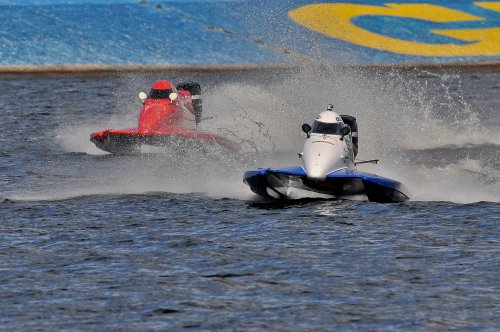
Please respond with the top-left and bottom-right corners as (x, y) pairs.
(0, 0), (498, 66)
(0, 1), (285, 65)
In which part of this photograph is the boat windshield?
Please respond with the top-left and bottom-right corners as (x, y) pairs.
(148, 89), (174, 99)
(311, 120), (343, 135)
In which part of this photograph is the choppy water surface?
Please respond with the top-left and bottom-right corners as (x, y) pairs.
(0, 67), (499, 330)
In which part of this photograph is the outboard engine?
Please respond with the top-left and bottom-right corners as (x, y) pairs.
(176, 82), (202, 126)
(340, 115), (358, 158)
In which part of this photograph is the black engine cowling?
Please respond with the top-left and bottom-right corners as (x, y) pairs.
(176, 82), (202, 125)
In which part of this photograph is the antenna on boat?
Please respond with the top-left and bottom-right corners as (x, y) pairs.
(354, 159), (379, 166)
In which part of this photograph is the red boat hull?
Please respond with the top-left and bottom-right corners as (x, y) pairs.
(90, 128), (240, 154)
(90, 81), (239, 154)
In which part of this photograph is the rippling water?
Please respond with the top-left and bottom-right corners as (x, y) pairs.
(1, 67), (499, 330)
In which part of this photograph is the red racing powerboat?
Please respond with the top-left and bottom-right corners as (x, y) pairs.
(90, 80), (240, 154)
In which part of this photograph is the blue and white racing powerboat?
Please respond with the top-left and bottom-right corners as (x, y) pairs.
(243, 105), (410, 203)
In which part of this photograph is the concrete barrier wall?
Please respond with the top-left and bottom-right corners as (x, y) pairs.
(1, 0), (499, 67)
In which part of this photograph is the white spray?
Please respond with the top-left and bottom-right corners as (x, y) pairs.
(25, 67), (500, 203)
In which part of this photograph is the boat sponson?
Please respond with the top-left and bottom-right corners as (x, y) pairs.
(243, 167), (410, 202)
(90, 131), (239, 154)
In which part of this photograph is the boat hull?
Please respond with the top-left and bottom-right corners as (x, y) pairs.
(243, 167), (410, 203)
(90, 130), (239, 154)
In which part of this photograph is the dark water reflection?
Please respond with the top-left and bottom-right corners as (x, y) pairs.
(0, 69), (499, 330)
(1, 196), (498, 330)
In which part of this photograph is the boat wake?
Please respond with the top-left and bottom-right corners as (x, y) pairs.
(12, 67), (500, 203)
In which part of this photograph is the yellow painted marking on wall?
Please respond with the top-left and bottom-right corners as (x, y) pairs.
(475, 1), (500, 12)
(288, 3), (500, 56)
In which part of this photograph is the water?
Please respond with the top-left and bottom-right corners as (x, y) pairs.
(1, 67), (499, 330)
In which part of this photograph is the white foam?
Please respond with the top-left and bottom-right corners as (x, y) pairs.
(15, 67), (500, 203)
(56, 124), (109, 155)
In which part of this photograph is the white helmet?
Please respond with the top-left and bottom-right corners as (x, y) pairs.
(315, 111), (343, 124)
(310, 110), (347, 135)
